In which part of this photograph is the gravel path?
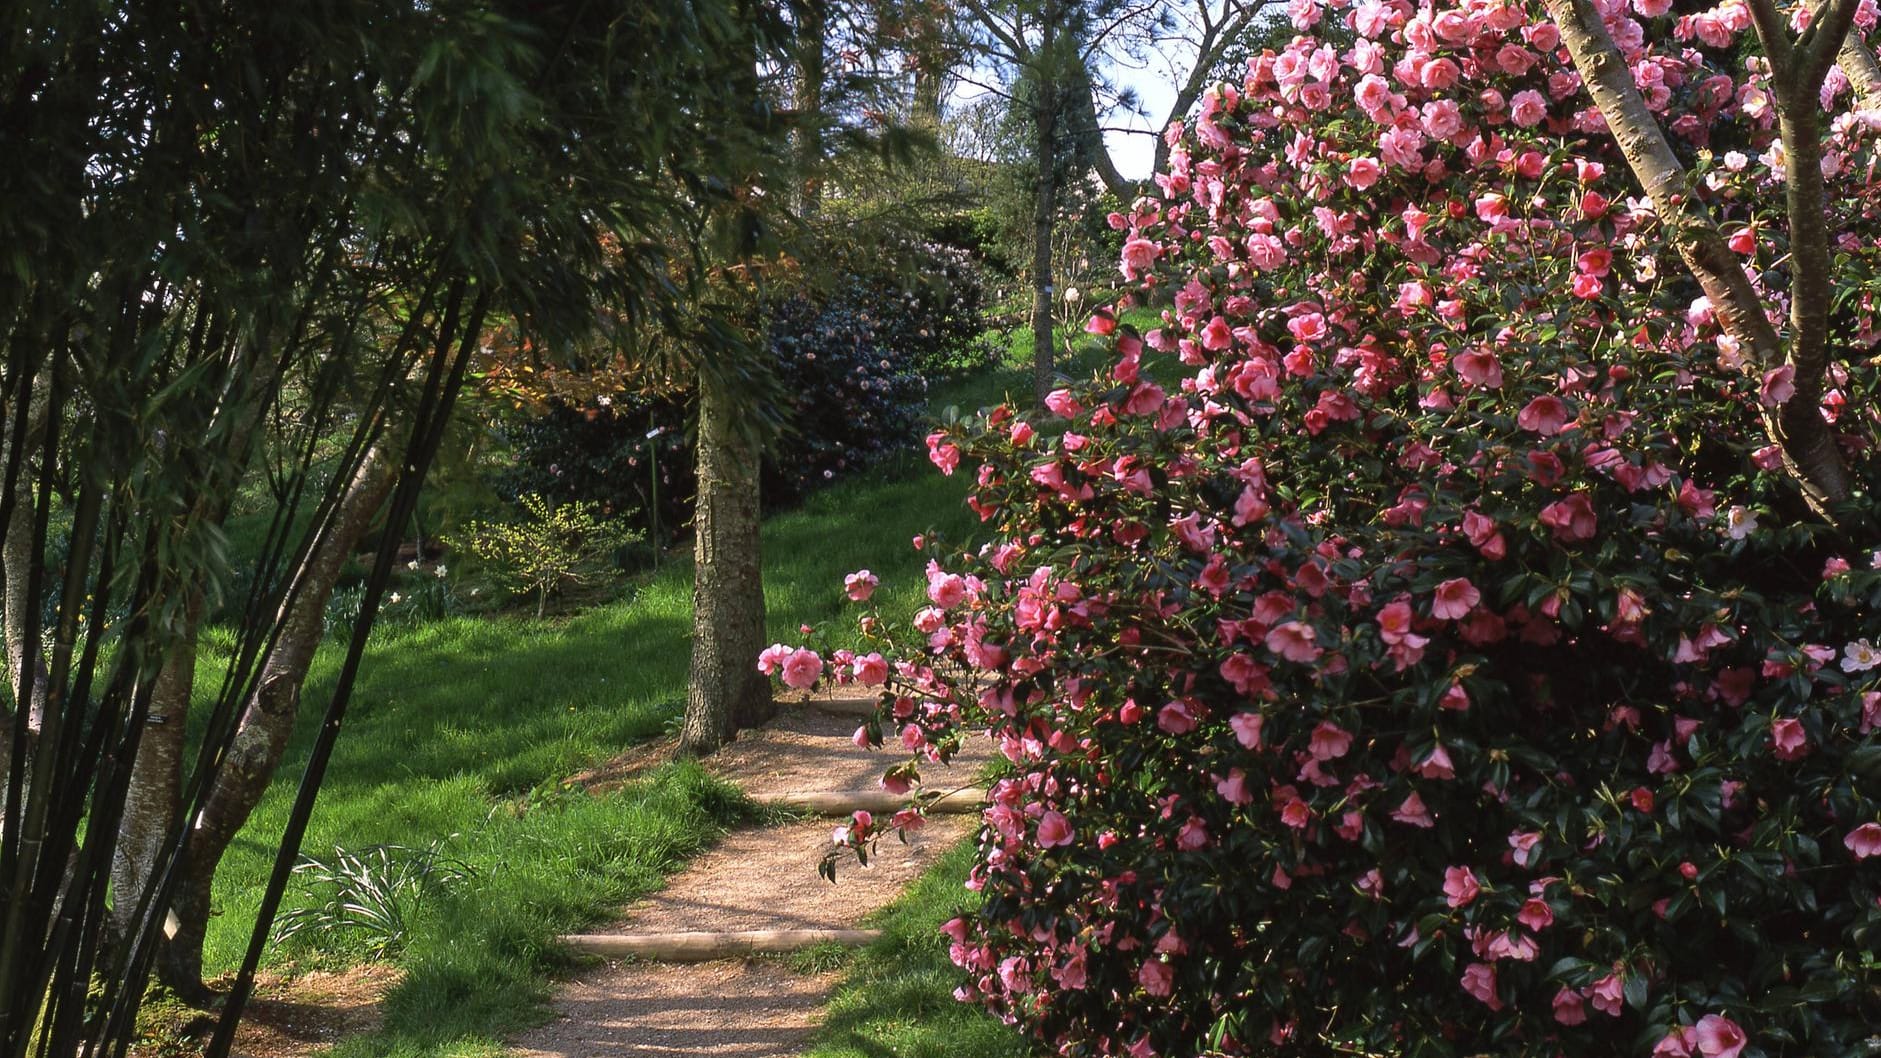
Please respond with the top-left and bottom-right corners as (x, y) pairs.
(510, 692), (991, 1058)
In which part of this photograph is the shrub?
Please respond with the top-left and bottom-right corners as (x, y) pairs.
(492, 243), (991, 515)
(773, 4), (1881, 1056)
(457, 493), (638, 616)
(273, 838), (475, 959)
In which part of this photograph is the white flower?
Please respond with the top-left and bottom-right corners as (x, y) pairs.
(1842, 639), (1880, 673)
(389, 592), (404, 604)
(1725, 505), (1759, 540)
(406, 559), (420, 571)
(434, 565), (448, 579)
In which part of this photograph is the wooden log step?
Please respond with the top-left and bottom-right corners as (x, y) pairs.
(753, 788), (987, 815)
(559, 928), (882, 961)
(806, 695), (878, 716)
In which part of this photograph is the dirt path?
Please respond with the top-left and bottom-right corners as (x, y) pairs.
(510, 691), (992, 1058)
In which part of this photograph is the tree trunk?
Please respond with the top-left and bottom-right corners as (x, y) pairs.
(156, 441), (398, 996)
(106, 611), (197, 963)
(2, 383), (51, 743)
(1543, 0), (1853, 511)
(1067, 69), (1131, 199)
(1029, 11), (1060, 404)
(794, 3), (826, 216)
(679, 368), (771, 755)
(909, 2), (948, 130)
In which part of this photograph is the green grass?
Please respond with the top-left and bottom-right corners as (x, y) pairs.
(189, 349), (1053, 1056)
(803, 840), (1024, 1058)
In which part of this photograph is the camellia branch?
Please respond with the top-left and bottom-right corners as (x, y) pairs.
(1542, 0), (1854, 511)
(1838, 32), (1881, 104)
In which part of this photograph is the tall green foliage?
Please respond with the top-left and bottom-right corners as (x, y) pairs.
(0, 1), (789, 1054)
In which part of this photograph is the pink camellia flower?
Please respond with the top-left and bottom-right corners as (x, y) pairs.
(756, 642), (794, 675)
(843, 569), (879, 601)
(1215, 768), (1252, 804)
(1453, 347), (1503, 388)
(925, 431), (959, 475)
(1460, 963), (1501, 1009)
(1517, 394), (1573, 435)
(1844, 821), (1881, 858)
(1770, 717), (1810, 760)
(1588, 972), (1625, 1016)
(1158, 699), (1199, 734)
(1760, 364), (1796, 406)
(1225, 709), (1264, 748)
(1694, 1014), (1748, 1058)
(1345, 156), (1382, 188)
(780, 648), (824, 690)
(850, 809), (874, 837)
(1120, 237), (1160, 279)
(1308, 720), (1353, 760)
(1510, 88), (1548, 126)
(1136, 958), (1174, 997)
(1177, 817), (1211, 850)
(1043, 388), (1083, 418)
(851, 652), (889, 686)
(1653, 1027), (1697, 1058)
(1508, 829), (1543, 867)
(1552, 986), (1587, 1025)
(927, 570), (968, 609)
(1416, 743), (1455, 780)
(1518, 897), (1554, 931)
(1539, 492), (1598, 542)
(1265, 620), (1323, 663)
(1037, 810), (1074, 848)
(1392, 792), (1435, 827)
(1431, 577), (1480, 620)
(1442, 865), (1481, 907)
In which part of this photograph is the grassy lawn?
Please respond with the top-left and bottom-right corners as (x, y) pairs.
(185, 345), (1060, 1056)
(804, 841), (1025, 1058)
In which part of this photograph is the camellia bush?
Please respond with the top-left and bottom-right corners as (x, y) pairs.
(768, 0), (1881, 1055)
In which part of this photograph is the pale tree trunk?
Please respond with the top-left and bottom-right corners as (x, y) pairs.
(1029, 3), (1060, 403)
(157, 440), (398, 996)
(106, 602), (198, 962)
(107, 359), (279, 970)
(680, 368), (771, 755)
(1543, 0), (1858, 512)
(2, 382), (51, 751)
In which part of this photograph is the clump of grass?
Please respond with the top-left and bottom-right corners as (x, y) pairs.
(785, 941), (858, 976)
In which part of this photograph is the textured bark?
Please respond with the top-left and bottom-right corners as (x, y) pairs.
(2, 384), (50, 736)
(1840, 33), (1881, 105)
(1029, 3), (1060, 404)
(794, 3), (825, 215)
(1066, 70), (1132, 199)
(679, 369), (771, 756)
(106, 612), (197, 954)
(157, 441), (398, 995)
(1544, 0), (1853, 511)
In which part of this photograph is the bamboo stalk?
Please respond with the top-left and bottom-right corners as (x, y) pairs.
(559, 928), (882, 960)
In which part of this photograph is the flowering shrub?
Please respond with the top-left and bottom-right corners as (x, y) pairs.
(770, 1), (1881, 1054)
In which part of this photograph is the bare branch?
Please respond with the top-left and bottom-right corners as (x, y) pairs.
(1799, 0), (1868, 88)
(958, 0), (1028, 60)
